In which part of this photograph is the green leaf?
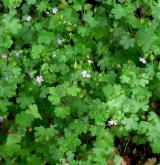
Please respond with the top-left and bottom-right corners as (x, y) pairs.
(1, 36), (13, 48)
(136, 28), (158, 52)
(150, 80), (160, 99)
(83, 10), (97, 27)
(151, 5), (160, 19)
(48, 87), (65, 105)
(34, 126), (56, 142)
(37, 0), (49, 12)
(120, 74), (131, 84)
(17, 95), (35, 109)
(103, 84), (113, 99)
(48, 95), (60, 106)
(119, 35), (135, 49)
(0, 99), (11, 115)
(123, 99), (149, 113)
(27, 155), (43, 165)
(26, 104), (42, 120)
(31, 44), (45, 59)
(15, 111), (34, 129)
(156, 72), (160, 80)
(122, 114), (139, 130)
(67, 85), (80, 96)
(40, 85), (49, 98)
(77, 26), (91, 37)
(38, 31), (55, 44)
(73, 0), (84, 11)
(0, 143), (22, 157)
(147, 125), (160, 142)
(151, 140), (160, 153)
(108, 94), (126, 109)
(54, 106), (70, 118)
(137, 121), (150, 134)
(3, 18), (22, 34)
(98, 55), (114, 70)
(18, 27), (33, 44)
(9, 0), (22, 8)
(6, 134), (21, 145)
(26, 0), (37, 5)
(111, 4), (126, 19)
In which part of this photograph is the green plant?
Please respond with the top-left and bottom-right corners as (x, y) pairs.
(0, 0), (160, 164)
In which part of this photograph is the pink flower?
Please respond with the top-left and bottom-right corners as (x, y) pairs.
(28, 71), (33, 78)
(139, 57), (147, 64)
(108, 119), (117, 126)
(81, 70), (91, 78)
(0, 116), (3, 123)
(26, 16), (32, 21)
(2, 54), (8, 59)
(56, 37), (62, 45)
(36, 75), (44, 84)
(52, 7), (58, 14)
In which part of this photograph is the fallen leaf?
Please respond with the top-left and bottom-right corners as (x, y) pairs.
(144, 158), (157, 165)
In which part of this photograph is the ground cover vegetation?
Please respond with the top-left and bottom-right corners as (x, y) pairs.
(0, 0), (160, 164)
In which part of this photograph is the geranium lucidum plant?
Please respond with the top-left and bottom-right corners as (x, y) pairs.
(0, 0), (160, 164)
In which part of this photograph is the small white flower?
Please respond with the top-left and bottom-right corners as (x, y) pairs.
(26, 15), (32, 21)
(108, 119), (117, 126)
(139, 57), (147, 64)
(56, 37), (62, 45)
(81, 70), (91, 78)
(88, 60), (93, 65)
(36, 75), (44, 84)
(2, 54), (8, 59)
(81, 70), (87, 77)
(52, 7), (58, 14)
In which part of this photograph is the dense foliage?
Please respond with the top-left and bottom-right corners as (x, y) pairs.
(1, 0), (160, 164)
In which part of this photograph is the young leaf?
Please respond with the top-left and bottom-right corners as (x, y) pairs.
(54, 106), (70, 118)
(26, 104), (42, 120)
(136, 28), (158, 52)
(67, 85), (80, 97)
(111, 4), (126, 19)
(103, 84), (113, 99)
(17, 95), (35, 109)
(119, 36), (135, 49)
(48, 86), (65, 105)
(121, 114), (139, 130)
(31, 44), (45, 59)
(15, 111), (34, 129)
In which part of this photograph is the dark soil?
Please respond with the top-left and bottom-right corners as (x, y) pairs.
(114, 137), (160, 165)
